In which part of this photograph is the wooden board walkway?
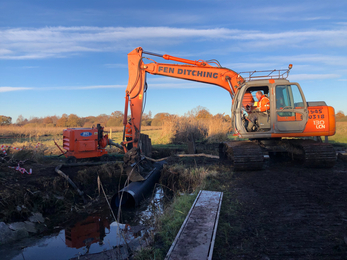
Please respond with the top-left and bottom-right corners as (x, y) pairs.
(165, 190), (223, 260)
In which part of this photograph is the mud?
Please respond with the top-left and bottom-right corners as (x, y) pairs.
(0, 155), (125, 231)
(214, 157), (347, 260)
(2, 144), (347, 260)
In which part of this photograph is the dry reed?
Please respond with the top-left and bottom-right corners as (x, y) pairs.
(160, 115), (231, 144)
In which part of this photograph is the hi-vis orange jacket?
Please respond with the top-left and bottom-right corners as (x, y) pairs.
(125, 123), (132, 138)
(258, 95), (270, 112)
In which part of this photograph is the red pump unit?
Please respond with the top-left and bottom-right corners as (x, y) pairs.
(60, 124), (109, 160)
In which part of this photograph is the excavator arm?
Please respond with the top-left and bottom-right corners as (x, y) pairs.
(122, 47), (244, 152)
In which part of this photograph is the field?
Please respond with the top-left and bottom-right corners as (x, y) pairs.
(1, 122), (347, 259)
(0, 125), (163, 156)
(1, 121), (347, 156)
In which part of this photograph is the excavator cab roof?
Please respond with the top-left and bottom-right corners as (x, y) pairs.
(239, 64), (293, 82)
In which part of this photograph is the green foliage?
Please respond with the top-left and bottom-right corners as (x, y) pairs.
(0, 115), (12, 125)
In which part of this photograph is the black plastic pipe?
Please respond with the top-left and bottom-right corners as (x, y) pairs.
(112, 162), (164, 208)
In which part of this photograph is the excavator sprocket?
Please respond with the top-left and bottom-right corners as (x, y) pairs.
(285, 139), (336, 168)
(219, 141), (264, 171)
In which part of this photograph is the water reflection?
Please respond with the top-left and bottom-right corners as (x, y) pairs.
(2, 186), (165, 260)
(65, 215), (111, 250)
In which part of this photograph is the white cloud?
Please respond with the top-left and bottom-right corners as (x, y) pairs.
(0, 87), (33, 92)
(0, 25), (346, 59)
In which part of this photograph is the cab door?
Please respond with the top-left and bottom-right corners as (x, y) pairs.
(274, 84), (308, 132)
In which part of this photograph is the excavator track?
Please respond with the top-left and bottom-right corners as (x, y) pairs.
(284, 139), (336, 168)
(219, 141), (264, 171)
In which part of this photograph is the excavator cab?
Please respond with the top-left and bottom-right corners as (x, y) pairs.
(240, 86), (271, 132)
(233, 76), (309, 138)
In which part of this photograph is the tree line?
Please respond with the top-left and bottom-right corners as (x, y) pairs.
(1, 108), (346, 127)
(0, 106), (232, 127)
(335, 111), (347, 122)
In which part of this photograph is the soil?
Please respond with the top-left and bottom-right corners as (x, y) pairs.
(212, 156), (347, 260)
(2, 144), (347, 259)
(0, 154), (125, 229)
(155, 142), (347, 259)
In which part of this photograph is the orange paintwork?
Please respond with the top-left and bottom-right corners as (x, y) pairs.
(272, 105), (336, 137)
(242, 92), (254, 109)
(63, 128), (108, 159)
(123, 47), (245, 148)
(123, 47), (335, 149)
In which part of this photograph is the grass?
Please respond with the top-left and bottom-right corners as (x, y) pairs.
(329, 122), (347, 146)
(134, 193), (198, 260)
(134, 164), (219, 259)
(0, 127), (163, 157)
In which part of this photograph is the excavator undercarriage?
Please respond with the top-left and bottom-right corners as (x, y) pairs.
(219, 138), (336, 171)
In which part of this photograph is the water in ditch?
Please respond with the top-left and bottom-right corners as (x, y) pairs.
(0, 186), (165, 260)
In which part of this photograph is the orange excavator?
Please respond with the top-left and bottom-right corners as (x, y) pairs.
(121, 47), (336, 170)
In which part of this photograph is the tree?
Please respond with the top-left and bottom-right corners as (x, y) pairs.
(67, 114), (81, 127)
(95, 114), (109, 126)
(336, 110), (345, 120)
(0, 115), (12, 125)
(83, 116), (97, 127)
(196, 109), (212, 120)
(43, 116), (53, 126)
(111, 111), (123, 118)
(56, 114), (68, 127)
(106, 117), (123, 127)
(16, 115), (25, 125)
(152, 113), (172, 126)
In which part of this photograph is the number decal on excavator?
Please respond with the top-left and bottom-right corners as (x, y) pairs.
(308, 109), (324, 119)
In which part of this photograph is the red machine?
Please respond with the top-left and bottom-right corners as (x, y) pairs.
(65, 215), (110, 249)
(55, 124), (112, 163)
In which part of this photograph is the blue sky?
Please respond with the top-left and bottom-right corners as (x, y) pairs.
(1, 0), (346, 123)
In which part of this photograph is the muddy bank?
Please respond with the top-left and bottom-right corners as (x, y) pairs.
(0, 154), (126, 244)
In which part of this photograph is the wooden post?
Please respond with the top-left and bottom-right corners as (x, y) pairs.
(140, 133), (152, 157)
(110, 128), (112, 139)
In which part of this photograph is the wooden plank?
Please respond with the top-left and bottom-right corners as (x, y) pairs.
(165, 190), (223, 260)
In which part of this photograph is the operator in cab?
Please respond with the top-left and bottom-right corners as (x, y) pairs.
(255, 91), (270, 112)
(246, 91), (270, 131)
(125, 119), (133, 150)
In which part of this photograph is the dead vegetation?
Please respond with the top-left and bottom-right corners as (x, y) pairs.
(160, 114), (231, 145)
(0, 148), (125, 227)
(160, 164), (218, 194)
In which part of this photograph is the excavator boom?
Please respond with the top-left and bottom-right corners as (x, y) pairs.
(122, 47), (244, 150)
